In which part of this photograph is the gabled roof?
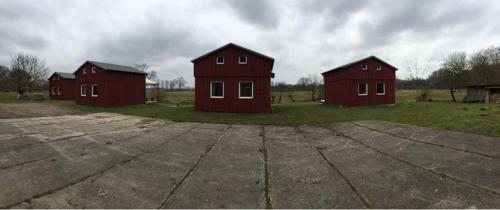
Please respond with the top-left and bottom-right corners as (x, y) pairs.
(50, 72), (75, 80)
(191, 43), (275, 63)
(322, 56), (398, 75)
(87, 61), (147, 74)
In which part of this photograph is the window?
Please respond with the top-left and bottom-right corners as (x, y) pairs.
(239, 55), (247, 64)
(51, 87), (56, 95)
(82, 68), (87, 74)
(376, 65), (382, 71)
(91, 66), (96, 73)
(216, 56), (224, 64)
(92, 84), (98, 97)
(362, 64), (368, 70)
(57, 76), (60, 80)
(210, 81), (224, 98)
(376, 83), (385, 95)
(358, 83), (368, 96)
(57, 87), (61, 95)
(80, 85), (86, 96)
(239, 81), (253, 99)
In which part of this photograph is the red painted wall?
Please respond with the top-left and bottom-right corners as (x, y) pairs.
(194, 45), (274, 112)
(74, 62), (145, 107)
(323, 58), (396, 106)
(48, 75), (75, 100)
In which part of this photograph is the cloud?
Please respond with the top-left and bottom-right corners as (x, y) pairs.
(225, 0), (280, 29)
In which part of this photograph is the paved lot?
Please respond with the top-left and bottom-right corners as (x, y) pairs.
(0, 113), (499, 208)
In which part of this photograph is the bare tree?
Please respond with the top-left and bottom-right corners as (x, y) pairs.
(441, 52), (469, 102)
(169, 79), (177, 90)
(308, 74), (322, 101)
(0, 65), (10, 91)
(10, 53), (49, 96)
(469, 46), (500, 85)
(296, 77), (311, 87)
(134, 63), (157, 80)
(175, 77), (187, 89)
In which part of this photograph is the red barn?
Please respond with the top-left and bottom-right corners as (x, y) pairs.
(74, 61), (147, 107)
(322, 56), (398, 106)
(48, 72), (76, 100)
(192, 43), (274, 112)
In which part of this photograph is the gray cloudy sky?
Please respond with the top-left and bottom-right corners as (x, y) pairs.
(1, 0), (500, 86)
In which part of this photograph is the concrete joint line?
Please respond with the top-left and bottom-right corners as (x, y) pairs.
(260, 126), (272, 209)
(325, 126), (500, 198)
(2, 123), (201, 209)
(350, 122), (500, 160)
(294, 126), (371, 208)
(158, 124), (232, 208)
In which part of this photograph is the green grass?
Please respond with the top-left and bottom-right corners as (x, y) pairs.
(0, 91), (48, 102)
(3, 89), (500, 137)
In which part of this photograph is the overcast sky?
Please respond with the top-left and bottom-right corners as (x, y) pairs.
(1, 0), (500, 86)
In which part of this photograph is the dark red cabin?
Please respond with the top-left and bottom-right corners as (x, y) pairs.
(322, 56), (398, 106)
(192, 43), (275, 112)
(74, 61), (147, 107)
(48, 72), (76, 100)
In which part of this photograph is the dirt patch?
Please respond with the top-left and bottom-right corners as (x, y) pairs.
(0, 103), (81, 119)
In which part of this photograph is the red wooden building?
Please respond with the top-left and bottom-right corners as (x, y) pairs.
(192, 43), (275, 112)
(322, 56), (397, 106)
(48, 72), (76, 100)
(74, 61), (147, 107)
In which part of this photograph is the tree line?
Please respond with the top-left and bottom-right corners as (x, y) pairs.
(134, 64), (188, 90)
(398, 46), (500, 101)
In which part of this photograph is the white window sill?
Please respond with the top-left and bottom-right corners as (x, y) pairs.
(239, 97), (253, 99)
(216, 63), (224, 65)
(377, 93), (385, 95)
(358, 94), (368, 96)
(92, 95), (98, 97)
(239, 62), (247, 65)
(210, 96), (224, 99)
(81, 95), (86, 97)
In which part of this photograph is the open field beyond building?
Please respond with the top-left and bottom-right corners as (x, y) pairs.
(0, 113), (499, 208)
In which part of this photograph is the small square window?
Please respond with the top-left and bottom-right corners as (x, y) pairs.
(376, 83), (385, 95)
(376, 65), (382, 71)
(82, 68), (87, 74)
(210, 81), (224, 98)
(92, 84), (98, 97)
(239, 81), (253, 99)
(358, 83), (368, 96)
(81, 85), (86, 96)
(239, 56), (247, 64)
(91, 66), (96, 73)
(216, 56), (224, 64)
(362, 64), (368, 70)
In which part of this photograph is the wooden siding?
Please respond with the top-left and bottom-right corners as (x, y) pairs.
(48, 75), (75, 100)
(323, 57), (396, 106)
(75, 62), (145, 107)
(193, 44), (273, 112)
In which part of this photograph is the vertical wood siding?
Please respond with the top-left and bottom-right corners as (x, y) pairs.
(194, 45), (273, 112)
(48, 75), (76, 100)
(323, 58), (396, 106)
(74, 62), (145, 107)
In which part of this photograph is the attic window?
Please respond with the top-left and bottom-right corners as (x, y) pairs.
(82, 68), (87, 74)
(91, 66), (96, 73)
(376, 65), (382, 71)
(362, 64), (368, 70)
(239, 56), (247, 64)
(216, 56), (224, 64)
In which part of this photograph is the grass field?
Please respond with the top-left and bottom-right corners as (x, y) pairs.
(2, 89), (499, 137)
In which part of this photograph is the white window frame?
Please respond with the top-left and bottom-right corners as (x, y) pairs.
(238, 81), (254, 99)
(216, 56), (224, 65)
(80, 85), (86, 96)
(91, 66), (96, 73)
(82, 68), (87, 74)
(91, 84), (98, 97)
(362, 64), (368, 70)
(358, 83), (368, 96)
(376, 83), (386, 95)
(57, 87), (61, 96)
(51, 87), (56, 95)
(376, 65), (382, 71)
(210, 81), (224, 99)
(238, 55), (248, 64)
